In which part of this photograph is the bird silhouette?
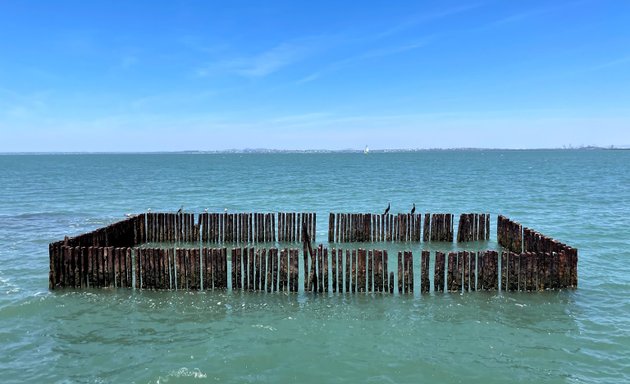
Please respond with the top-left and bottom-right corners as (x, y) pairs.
(204, 208), (208, 213)
(411, 203), (416, 215)
(147, 208), (151, 213)
(384, 203), (390, 215)
(177, 205), (183, 214)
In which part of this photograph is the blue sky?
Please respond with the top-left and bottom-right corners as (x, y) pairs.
(1, 0), (629, 151)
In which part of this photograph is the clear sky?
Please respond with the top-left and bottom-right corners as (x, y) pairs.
(1, 0), (629, 151)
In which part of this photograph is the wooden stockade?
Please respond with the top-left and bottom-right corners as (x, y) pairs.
(456, 213), (490, 242)
(278, 212), (316, 242)
(49, 211), (578, 292)
(497, 215), (578, 288)
(198, 212), (276, 243)
(328, 213), (422, 242)
(49, 245), (577, 292)
(497, 215), (522, 253)
(423, 213), (454, 242)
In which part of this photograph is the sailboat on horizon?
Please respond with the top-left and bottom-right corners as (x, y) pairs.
(364, 145), (369, 155)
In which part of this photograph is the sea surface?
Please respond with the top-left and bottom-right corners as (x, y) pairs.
(1, 150), (629, 383)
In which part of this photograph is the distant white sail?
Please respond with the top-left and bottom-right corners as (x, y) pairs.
(364, 145), (369, 154)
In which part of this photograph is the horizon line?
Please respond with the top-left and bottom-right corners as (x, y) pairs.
(0, 146), (627, 155)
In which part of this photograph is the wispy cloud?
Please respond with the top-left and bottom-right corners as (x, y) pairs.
(197, 36), (332, 78)
(297, 39), (431, 84)
(486, 0), (590, 28)
(234, 42), (312, 77)
(585, 56), (630, 71)
(377, 3), (483, 38)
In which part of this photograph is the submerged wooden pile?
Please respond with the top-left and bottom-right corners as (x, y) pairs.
(48, 245), (576, 292)
(49, 211), (578, 292)
(327, 212), (469, 243)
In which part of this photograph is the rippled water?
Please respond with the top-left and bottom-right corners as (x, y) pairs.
(1, 151), (629, 383)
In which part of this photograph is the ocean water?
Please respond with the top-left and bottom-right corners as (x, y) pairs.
(1, 150), (629, 383)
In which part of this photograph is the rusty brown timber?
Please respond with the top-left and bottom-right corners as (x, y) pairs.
(49, 212), (577, 292)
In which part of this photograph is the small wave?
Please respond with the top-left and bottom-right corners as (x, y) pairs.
(156, 368), (207, 383)
(252, 324), (277, 331)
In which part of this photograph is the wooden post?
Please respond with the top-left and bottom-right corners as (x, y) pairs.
(131, 247), (138, 289)
(518, 251), (527, 291)
(107, 246), (115, 288)
(387, 271), (393, 294)
(345, 249), (350, 292)
(209, 247), (216, 290)
(446, 252), (455, 292)
(254, 248), (260, 290)
(322, 247), (328, 292)
(331, 248), (337, 293)
(490, 250), (499, 290)
(267, 248), (274, 292)
(508, 252), (518, 291)
(398, 251), (403, 293)
(501, 251), (508, 291)
(462, 251), (469, 292)
(157, 248), (167, 289)
(280, 248), (288, 291)
(570, 248), (578, 288)
(405, 251), (413, 293)
(551, 251), (559, 290)
(375, 250), (384, 292)
(291, 249), (298, 292)
(221, 248), (228, 289)
(468, 251), (475, 291)
(528, 251), (536, 291)
(350, 249), (356, 292)
(337, 248), (343, 292)
(384, 250), (389, 293)
(421, 250), (430, 293)
(230, 248), (237, 290)
(302, 243), (309, 291)
(455, 252), (463, 292)
(149, 247), (158, 290)
(328, 213), (334, 242)
(270, 248), (277, 292)
(242, 247), (249, 291)
(142, 247), (150, 289)
(193, 248), (201, 290)
(434, 251), (444, 292)
(357, 248), (365, 292)
(259, 248), (266, 291)
(152, 247), (159, 289)
(247, 246), (254, 290)
(118, 247), (129, 288)
(315, 245), (322, 292)
(423, 213), (430, 242)
(366, 249), (373, 293)
(185, 248), (193, 290)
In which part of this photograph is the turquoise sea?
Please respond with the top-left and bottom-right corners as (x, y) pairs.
(1, 150), (629, 383)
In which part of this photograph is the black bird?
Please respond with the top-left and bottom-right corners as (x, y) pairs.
(411, 203), (416, 215)
(384, 203), (390, 215)
(177, 205), (183, 214)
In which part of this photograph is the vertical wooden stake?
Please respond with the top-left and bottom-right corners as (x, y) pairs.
(435, 251), (445, 292)
(421, 250), (430, 293)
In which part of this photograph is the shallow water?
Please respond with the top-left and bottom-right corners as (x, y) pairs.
(1, 150), (629, 383)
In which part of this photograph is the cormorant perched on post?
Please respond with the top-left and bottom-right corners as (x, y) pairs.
(384, 203), (390, 215)
(177, 205), (183, 214)
(411, 203), (416, 215)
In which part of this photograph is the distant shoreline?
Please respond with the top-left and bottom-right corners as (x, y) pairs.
(0, 146), (628, 155)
